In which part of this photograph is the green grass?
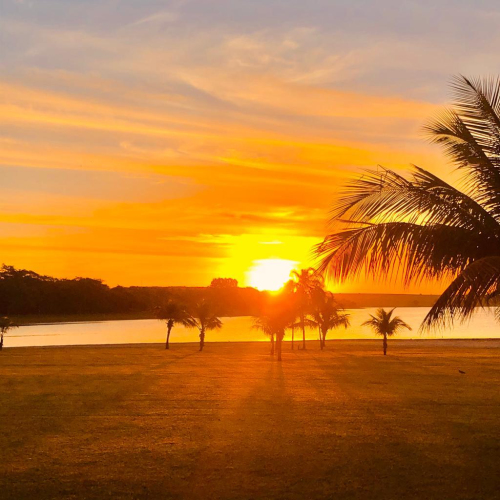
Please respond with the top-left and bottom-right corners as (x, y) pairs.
(1, 340), (500, 499)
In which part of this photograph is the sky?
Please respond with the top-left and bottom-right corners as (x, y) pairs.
(2, 0), (500, 291)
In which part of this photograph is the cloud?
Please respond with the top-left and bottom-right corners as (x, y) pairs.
(124, 11), (179, 28)
(1, 0), (499, 289)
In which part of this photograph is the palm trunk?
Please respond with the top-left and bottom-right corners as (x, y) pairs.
(166, 325), (172, 349)
(270, 333), (275, 355)
(277, 333), (282, 361)
(301, 314), (306, 350)
(0, 333), (3, 350)
(291, 327), (294, 350)
(318, 326), (322, 349)
(321, 330), (326, 350)
(383, 334), (387, 356)
(199, 328), (205, 352)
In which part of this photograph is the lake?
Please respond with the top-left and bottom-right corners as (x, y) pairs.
(6, 307), (500, 348)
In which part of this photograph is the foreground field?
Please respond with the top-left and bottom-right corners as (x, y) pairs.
(1, 341), (500, 499)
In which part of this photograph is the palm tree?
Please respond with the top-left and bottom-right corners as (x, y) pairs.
(0, 317), (17, 350)
(188, 300), (222, 351)
(154, 300), (192, 349)
(316, 76), (500, 331)
(253, 297), (296, 361)
(282, 279), (299, 349)
(290, 268), (324, 349)
(309, 290), (350, 349)
(362, 308), (411, 355)
(252, 315), (276, 356)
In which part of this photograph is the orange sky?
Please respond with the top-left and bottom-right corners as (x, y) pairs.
(2, 0), (498, 292)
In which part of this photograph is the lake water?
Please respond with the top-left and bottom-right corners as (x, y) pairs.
(6, 307), (500, 348)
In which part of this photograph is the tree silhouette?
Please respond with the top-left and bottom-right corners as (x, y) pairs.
(154, 300), (192, 349)
(308, 289), (350, 349)
(317, 76), (500, 331)
(188, 300), (222, 351)
(0, 317), (17, 350)
(362, 308), (411, 355)
(210, 278), (238, 288)
(253, 295), (296, 361)
(290, 268), (324, 349)
(282, 279), (299, 349)
(252, 315), (276, 355)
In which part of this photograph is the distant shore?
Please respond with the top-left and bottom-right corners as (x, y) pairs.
(12, 312), (154, 326)
(12, 294), (442, 326)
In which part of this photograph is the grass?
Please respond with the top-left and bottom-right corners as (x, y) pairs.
(1, 340), (500, 499)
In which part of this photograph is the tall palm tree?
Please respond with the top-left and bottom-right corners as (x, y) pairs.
(252, 315), (276, 356)
(309, 290), (350, 349)
(0, 317), (17, 350)
(253, 296), (296, 361)
(188, 300), (222, 351)
(316, 76), (500, 331)
(154, 300), (192, 349)
(290, 268), (324, 349)
(362, 308), (411, 355)
(282, 279), (299, 349)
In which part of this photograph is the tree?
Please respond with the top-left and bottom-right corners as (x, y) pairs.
(188, 300), (222, 351)
(210, 278), (238, 288)
(290, 268), (324, 349)
(253, 291), (296, 361)
(317, 76), (500, 331)
(154, 300), (192, 349)
(362, 308), (411, 355)
(282, 280), (299, 349)
(252, 315), (276, 355)
(0, 317), (17, 350)
(309, 290), (350, 349)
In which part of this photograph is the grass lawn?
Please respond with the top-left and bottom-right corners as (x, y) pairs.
(1, 340), (500, 499)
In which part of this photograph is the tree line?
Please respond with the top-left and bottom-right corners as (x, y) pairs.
(0, 264), (412, 356)
(0, 265), (266, 317)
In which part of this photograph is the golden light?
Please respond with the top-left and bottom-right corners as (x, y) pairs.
(246, 258), (298, 291)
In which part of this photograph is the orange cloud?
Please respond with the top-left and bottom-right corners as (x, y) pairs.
(0, 71), (446, 291)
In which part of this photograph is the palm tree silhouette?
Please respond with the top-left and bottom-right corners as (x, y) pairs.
(252, 314), (291, 362)
(362, 308), (411, 355)
(154, 300), (192, 349)
(253, 297), (296, 361)
(0, 317), (17, 350)
(317, 76), (500, 331)
(308, 290), (350, 349)
(282, 279), (299, 349)
(188, 300), (222, 352)
(252, 315), (276, 356)
(290, 268), (323, 349)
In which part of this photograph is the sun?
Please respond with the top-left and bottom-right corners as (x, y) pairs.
(246, 259), (298, 291)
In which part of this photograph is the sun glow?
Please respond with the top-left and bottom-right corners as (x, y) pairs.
(246, 258), (298, 291)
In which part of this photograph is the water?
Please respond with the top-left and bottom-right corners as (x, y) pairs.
(6, 307), (500, 348)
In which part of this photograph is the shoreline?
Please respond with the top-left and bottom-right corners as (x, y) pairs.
(4, 338), (500, 350)
(12, 304), (444, 326)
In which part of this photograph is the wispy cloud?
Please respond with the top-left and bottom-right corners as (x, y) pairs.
(1, 0), (499, 288)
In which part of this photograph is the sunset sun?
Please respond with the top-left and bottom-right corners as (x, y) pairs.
(246, 259), (298, 291)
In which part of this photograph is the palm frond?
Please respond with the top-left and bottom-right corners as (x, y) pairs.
(362, 308), (410, 337)
(422, 256), (500, 330)
(316, 221), (494, 286)
(424, 76), (500, 217)
(0, 317), (18, 334)
(330, 166), (498, 231)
